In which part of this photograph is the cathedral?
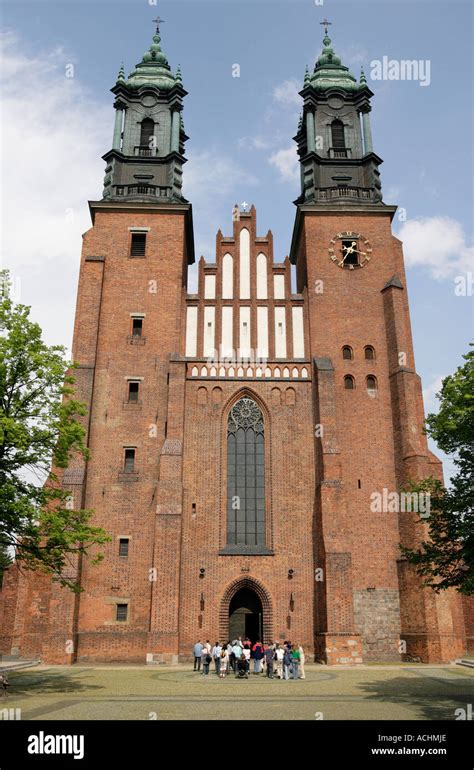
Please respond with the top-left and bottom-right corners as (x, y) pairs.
(1, 23), (470, 665)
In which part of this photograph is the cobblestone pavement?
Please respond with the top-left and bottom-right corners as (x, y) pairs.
(1, 664), (472, 721)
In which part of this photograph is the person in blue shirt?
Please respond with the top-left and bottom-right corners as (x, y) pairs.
(193, 640), (203, 671)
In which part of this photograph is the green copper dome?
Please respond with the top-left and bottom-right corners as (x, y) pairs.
(307, 34), (363, 92)
(122, 27), (179, 91)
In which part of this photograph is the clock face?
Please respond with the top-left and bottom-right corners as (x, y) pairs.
(328, 231), (372, 269)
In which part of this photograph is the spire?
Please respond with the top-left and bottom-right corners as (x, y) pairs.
(125, 21), (179, 91)
(103, 21), (189, 204)
(294, 23), (383, 205)
(305, 27), (363, 92)
(304, 65), (310, 85)
(116, 62), (125, 84)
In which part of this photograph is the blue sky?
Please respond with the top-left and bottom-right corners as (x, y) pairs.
(1, 0), (473, 479)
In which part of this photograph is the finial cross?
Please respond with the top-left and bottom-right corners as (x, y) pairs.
(320, 18), (332, 35)
(152, 16), (165, 31)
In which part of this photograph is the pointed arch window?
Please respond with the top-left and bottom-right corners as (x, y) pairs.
(227, 397), (265, 547)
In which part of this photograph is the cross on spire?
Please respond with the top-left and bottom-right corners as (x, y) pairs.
(152, 16), (165, 32)
(320, 18), (332, 35)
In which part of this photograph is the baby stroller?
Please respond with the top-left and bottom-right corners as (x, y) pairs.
(236, 657), (249, 679)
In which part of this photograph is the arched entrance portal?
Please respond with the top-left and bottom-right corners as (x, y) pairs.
(229, 587), (263, 644)
(220, 577), (273, 644)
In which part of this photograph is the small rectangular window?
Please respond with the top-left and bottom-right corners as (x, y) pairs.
(116, 604), (128, 621)
(130, 233), (146, 257)
(124, 448), (135, 473)
(119, 538), (129, 557)
(132, 318), (143, 337)
(128, 381), (139, 402)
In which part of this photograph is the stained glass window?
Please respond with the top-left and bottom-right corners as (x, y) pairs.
(227, 398), (265, 546)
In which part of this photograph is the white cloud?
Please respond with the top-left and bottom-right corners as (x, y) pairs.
(397, 216), (474, 280)
(237, 136), (275, 151)
(422, 374), (444, 415)
(184, 149), (258, 284)
(384, 185), (402, 202)
(0, 30), (110, 352)
(0, 32), (259, 349)
(338, 44), (369, 68)
(185, 148), (258, 205)
(268, 146), (299, 184)
(272, 79), (301, 107)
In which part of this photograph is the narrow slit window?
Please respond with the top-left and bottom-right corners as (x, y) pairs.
(119, 538), (129, 557)
(132, 318), (143, 337)
(124, 448), (135, 473)
(130, 233), (146, 257)
(128, 381), (139, 402)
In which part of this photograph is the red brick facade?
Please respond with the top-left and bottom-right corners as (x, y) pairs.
(0, 201), (469, 665)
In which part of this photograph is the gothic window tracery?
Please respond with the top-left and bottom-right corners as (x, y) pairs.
(227, 398), (265, 546)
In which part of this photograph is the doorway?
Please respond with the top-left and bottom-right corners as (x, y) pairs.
(228, 587), (263, 644)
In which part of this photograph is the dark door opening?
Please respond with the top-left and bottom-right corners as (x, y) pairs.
(228, 587), (263, 645)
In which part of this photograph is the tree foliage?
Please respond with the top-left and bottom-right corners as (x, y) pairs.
(401, 347), (474, 594)
(0, 271), (110, 590)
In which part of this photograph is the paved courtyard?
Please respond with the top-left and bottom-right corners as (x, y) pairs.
(1, 663), (473, 721)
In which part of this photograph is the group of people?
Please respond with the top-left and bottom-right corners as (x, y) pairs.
(193, 638), (305, 680)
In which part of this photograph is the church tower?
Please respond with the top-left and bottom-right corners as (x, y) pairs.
(102, 23), (188, 203)
(290, 27), (466, 662)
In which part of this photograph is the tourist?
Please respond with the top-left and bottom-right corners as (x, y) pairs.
(264, 642), (275, 679)
(291, 644), (301, 680)
(275, 644), (284, 679)
(243, 644), (251, 671)
(236, 653), (249, 679)
(0, 673), (9, 697)
(252, 639), (264, 674)
(219, 648), (228, 678)
(212, 641), (222, 674)
(232, 638), (243, 672)
(193, 639), (203, 671)
(204, 639), (212, 654)
(226, 641), (233, 671)
(201, 644), (209, 674)
(202, 647), (212, 676)
(298, 643), (306, 679)
(283, 646), (292, 680)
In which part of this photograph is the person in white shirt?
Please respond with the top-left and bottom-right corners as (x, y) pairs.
(212, 642), (222, 675)
(275, 644), (284, 679)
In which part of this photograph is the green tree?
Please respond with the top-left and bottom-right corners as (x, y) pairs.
(0, 271), (110, 591)
(0, 542), (12, 588)
(401, 347), (474, 594)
